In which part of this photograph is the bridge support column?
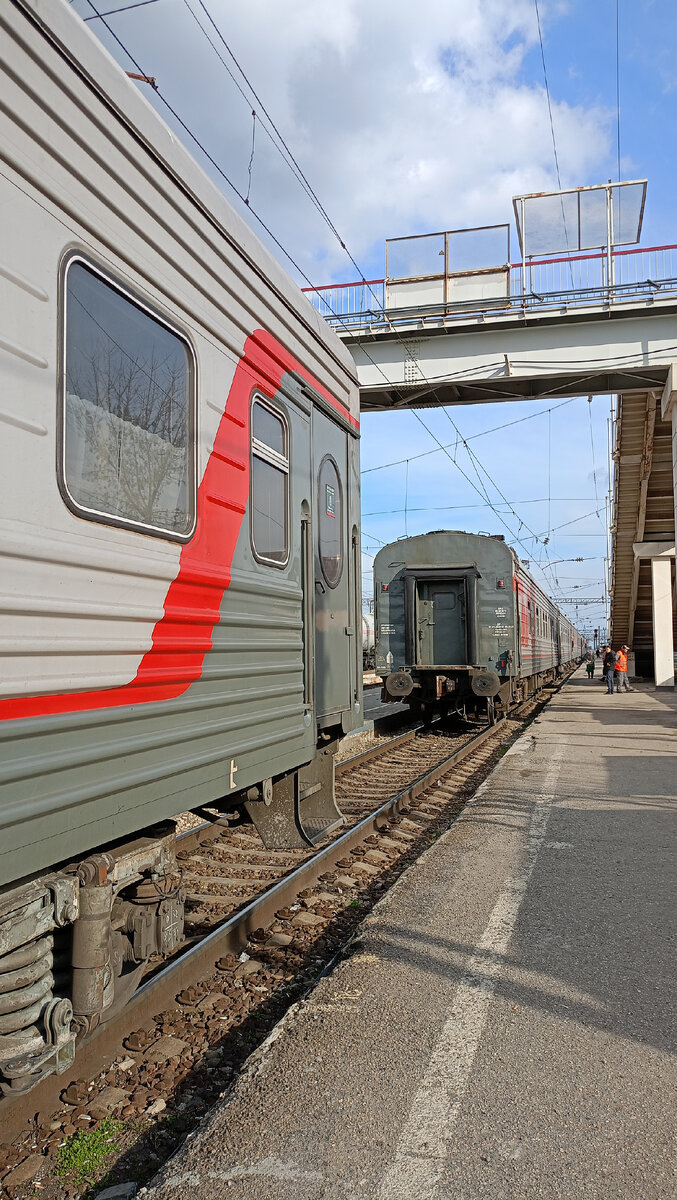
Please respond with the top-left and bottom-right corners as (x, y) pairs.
(633, 542), (675, 689)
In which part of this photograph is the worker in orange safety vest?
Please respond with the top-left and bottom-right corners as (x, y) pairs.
(614, 645), (633, 692)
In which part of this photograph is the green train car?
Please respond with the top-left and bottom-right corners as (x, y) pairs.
(375, 531), (585, 722)
(0, 0), (360, 1096)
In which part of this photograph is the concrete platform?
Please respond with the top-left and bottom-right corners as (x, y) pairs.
(144, 670), (677, 1200)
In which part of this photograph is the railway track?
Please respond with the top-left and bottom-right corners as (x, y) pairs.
(0, 675), (570, 1195)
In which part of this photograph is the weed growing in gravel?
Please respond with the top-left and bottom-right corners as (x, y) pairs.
(56, 1117), (125, 1188)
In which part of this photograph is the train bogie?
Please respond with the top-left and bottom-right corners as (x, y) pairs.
(0, 0), (360, 1094)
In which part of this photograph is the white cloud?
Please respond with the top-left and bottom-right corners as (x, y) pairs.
(78, 0), (610, 282)
(73, 0), (610, 616)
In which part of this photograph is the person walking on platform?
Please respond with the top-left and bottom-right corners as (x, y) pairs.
(586, 655), (595, 680)
(615, 645), (633, 692)
(602, 646), (616, 694)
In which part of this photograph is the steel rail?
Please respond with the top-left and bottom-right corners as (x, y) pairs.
(336, 723), (425, 773)
(2, 670), (573, 1134)
(174, 719), (427, 856)
(0, 717), (503, 1134)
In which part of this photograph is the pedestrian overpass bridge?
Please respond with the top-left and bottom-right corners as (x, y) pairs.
(304, 223), (676, 688)
(305, 241), (677, 411)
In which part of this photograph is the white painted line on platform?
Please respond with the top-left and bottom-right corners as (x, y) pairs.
(163, 1156), (324, 1189)
(378, 743), (565, 1200)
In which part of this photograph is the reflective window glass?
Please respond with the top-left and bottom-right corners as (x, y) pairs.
(251, 399), (288, 566)
(64, 261), (194, 537)
(253, 403), (285, 457)
(252, 456), (287, 563)
(318, 456), (342, 588)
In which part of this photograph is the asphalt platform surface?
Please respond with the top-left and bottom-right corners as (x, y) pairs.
(143, 669), (676, 1200)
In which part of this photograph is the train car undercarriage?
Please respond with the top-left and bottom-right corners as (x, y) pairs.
(0, 741), (344, 1097)
(382, 663), (570, 724)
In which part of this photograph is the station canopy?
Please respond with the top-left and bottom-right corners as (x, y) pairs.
(513, 180), (647, 258)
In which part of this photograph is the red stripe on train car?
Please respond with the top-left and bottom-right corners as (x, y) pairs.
(0, 331), (355, 721)
(251, 329), (359, 431)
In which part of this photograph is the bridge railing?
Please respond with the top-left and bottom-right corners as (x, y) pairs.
(305, 277), (386, 322)
(302, 244), (677, 330)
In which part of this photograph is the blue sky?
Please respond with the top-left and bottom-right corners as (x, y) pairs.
(73, 0), (677, 639)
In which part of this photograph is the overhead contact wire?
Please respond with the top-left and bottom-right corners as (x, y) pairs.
(534, 0), (575, 281)
(83, 0), (579, 597)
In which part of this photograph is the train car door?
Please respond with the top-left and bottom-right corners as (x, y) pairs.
(312, 409), (351, 724)
(516, 579), (531, 672)
(417, 580), (466, 665)
(514, 580), (523, 672)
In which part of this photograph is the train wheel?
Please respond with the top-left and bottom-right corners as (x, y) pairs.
(486, 697), (496, 726)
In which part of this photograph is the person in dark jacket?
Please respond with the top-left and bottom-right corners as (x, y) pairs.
(602, 646), (616, 694)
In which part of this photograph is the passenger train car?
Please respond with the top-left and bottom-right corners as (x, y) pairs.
(0, 0), (360, 1094)
(375, 531), (584, 721)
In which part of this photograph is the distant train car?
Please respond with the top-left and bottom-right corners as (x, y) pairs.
(0, 0), (360, 1095)
(374, 531), (584, 722)
(362, 612), (375, 668)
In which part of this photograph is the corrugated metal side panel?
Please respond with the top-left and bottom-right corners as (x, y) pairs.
(0, 567), (312, 886)
(514, 560), (580, 674)
(0, 5), (362, 885)
(0, 2), (358, 697)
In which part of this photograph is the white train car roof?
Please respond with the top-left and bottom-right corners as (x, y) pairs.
(3, 0), (358, 420)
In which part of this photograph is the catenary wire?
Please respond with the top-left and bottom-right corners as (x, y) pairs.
(407, 408), (555, 581)
(534, 0), (563, 188)
(616, 0), (621, 181)
(81, 2), (334, 290)
(81, 0), (586, 603)
(176, 0), (587, 568)
(179, 0), (563, 549)
(167, 0), (610, 612)
(84, 0), (160, 19)
(435, 405), (552, 568)
(547, 406), (551, 538)
(532, 506), (606, 538)
(84, 0), (653, 399)
(182, 0), (384, 294)
(362, 397), (576, 474)
(587, 397), (604, 526)
(103, 0), (666, 506)
(533, 0), (575, 275)
(363, 498), (600, 517)
(178, 0), (330, 218)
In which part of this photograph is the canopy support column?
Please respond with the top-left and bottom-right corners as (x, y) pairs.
(633, 541), (675, 689)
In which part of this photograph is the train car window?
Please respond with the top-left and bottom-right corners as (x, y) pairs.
(62, 259), (195, 539)
(251, 397), (289, 566)
(318, 455), (343, 588)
